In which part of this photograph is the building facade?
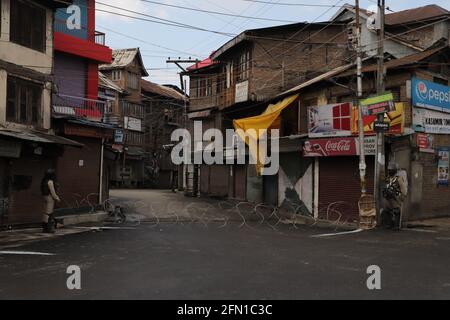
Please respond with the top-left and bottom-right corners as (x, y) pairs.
(0, 0), (86, 227)
(51, 0), (114, 212)
(100, 48), (148, 188)
(141, 79), (187, 189)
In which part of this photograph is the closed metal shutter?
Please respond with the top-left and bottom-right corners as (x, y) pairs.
(234, 165), (247, 201)
(200, 165), (210, 195)
(319, 157), (374, 223)
(209, 165), (229, 197)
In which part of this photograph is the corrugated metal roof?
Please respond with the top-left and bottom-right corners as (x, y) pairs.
(99, 48), (149, 76)
(0, 129), (83, 147)
(339, 45), (447, 76)
(276, 63), (355, 98)
(276, 45), (448, 99)
(141, 79), (187, 102)
(98, 72), (124, 93)
(386, 5), (449, 25)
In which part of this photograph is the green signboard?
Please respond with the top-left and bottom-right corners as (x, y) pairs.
(361, 93), (396, 116)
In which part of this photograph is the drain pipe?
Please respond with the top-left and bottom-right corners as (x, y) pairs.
(99, 138), (105, 205)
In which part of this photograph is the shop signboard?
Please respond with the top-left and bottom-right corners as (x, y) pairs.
(308, 103), (352, 138)
(114, 130), (124, 144)
(438, 147), (450, 186)
(360, 93), (395, 115)
(413, 108), (450, 134)
(303, 137), (357, 157)
(352, 103), (404, 135)
(124, 116), (142, 132)
(412, 78), (450, 113)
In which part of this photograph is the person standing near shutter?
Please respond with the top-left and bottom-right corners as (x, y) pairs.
(41, 169), (61, 233)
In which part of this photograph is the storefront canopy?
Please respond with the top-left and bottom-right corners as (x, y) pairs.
(0, 129), (83, 147)
(233, 94), (299, 174)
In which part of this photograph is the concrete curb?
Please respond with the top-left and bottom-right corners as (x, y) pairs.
(59, 212), (108, 226)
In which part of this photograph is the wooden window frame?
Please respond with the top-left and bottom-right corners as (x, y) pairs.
(10, 0), (46, 53)
(6, 76), (42, 126)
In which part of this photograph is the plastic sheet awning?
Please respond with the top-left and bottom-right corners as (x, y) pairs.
(233, 94), (299, 174)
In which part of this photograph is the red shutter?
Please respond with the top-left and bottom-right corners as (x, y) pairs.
(319, 157), (374, 223)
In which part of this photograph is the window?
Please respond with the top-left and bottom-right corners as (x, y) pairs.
(128, 72), (139, 90)
(121, 101), (144, 118)
(237, 50), (251, 82)
(125, 132), (144, 146)
(6, 77), (42, 125)
(10, 0), (46, 52)
(112, 70), (121, 81)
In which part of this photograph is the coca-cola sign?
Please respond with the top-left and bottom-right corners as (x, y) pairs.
(303, 137), (357, 157)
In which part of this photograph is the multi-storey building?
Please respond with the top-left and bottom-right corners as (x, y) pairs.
(0, 0), (84, 227)
(141, 79), (187, 189)
(100, 48), (148, 188)
(51, 0), (114, 211)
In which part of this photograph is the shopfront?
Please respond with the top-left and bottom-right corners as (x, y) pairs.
(303, 136), (375, 223)
(410, 77), (450, 219)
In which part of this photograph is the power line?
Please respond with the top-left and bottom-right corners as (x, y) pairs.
(139, 0), (298, 24)
(96, 2), (236, 37)
(239, 0), (342, 7)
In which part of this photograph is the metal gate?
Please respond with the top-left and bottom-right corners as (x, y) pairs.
(318, 156), (374, 223)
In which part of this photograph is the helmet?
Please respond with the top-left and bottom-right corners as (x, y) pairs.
(387, 162), (398, 171)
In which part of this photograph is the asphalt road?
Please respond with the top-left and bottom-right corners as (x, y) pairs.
(1, 221), (450, 300)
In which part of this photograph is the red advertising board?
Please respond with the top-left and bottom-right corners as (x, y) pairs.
(303, 137), (357, 157)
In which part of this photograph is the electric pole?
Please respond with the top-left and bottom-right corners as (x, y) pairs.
(166, 57), (199, 92)
(375, 0), (386, 221)
(355, 0), (367, 195)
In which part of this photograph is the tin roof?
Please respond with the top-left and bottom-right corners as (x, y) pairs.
(276, 45), (448, 99)
(99, 72), (124, 93)
(141, 79), (187, 102)
(385, 5), (449, 25)
(0, 129), (83, 147)
(99, 48), (149, 77)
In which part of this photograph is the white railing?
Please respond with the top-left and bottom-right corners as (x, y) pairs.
(53, 94), (105, 122)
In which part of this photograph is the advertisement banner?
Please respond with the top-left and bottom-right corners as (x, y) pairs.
(412, 77), (450, 113)
(352, 103), (404, 135)
(438, 148), (450, 186)
(417, 133), (434, 153)
(308, 103), (352, 138)
(413, 108), (450, 134)
(360, 93), (396, 115)
(303, 137), (357, 157)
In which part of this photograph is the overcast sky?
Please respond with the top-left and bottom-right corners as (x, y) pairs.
(96, 0), (450, 88)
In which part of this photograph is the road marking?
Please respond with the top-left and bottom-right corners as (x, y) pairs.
(311, 229), (364, 238)
(0, 251), (55, 256)
(71, 226), (137, 231)
(403, 228), (437, 234)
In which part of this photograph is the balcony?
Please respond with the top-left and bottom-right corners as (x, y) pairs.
(95, 31), (106, 46)
(52, 94), (105, 122)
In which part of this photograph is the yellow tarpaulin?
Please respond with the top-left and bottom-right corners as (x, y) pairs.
(233, 94), (299, 174)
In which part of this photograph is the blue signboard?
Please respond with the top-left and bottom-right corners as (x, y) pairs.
(55, 0), (88, 40)
(412, 77), (450, 113)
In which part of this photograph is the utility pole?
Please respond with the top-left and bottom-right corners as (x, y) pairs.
(375, 0), (386, 220)
(355, 0), (366, 195)
(166, 57), (199, 92)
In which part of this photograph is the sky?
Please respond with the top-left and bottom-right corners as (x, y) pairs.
(96, 0), (450, 88)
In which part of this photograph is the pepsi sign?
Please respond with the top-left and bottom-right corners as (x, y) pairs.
(412, 78), (450, 113)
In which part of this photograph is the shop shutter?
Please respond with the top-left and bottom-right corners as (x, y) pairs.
(234, 165), (247, 200)
(319, 156), (374, 223)
(209, 165), (229, 197)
